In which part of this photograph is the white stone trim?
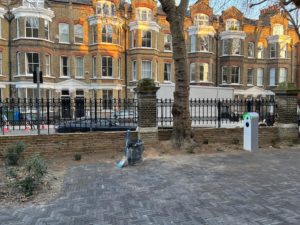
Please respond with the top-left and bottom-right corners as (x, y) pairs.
(188, 25), (216, 36)
(0, 8), (6, 18)
(267, 35), (291, 44)
(137, 127), (158, 133)
(220, 31), (246, 40)
(88, 16), (123, 27)
(129, 21), (161, 32)
(11, 7), (54, 21)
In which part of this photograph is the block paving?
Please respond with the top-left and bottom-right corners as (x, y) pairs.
(1, 149), (300, 225)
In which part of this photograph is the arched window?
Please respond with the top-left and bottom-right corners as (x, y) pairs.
(226, 19), (240, 31)
(102, 25), (113, 43)
(194, 14), (209, 26)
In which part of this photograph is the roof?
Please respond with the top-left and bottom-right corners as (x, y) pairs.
(49, 0), (92, 5)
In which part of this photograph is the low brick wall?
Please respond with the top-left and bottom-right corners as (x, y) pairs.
(159, 127), (297, 147)
(0, 132), (138, 160)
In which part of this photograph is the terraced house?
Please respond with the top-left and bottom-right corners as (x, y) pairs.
(0, 0), (299, 100)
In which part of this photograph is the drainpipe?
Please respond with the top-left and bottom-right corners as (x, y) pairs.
(4, 10), (15, 99)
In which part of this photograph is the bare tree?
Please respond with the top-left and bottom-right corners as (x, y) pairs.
(158, 0), (193, 148)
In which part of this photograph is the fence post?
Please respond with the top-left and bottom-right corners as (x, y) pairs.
(136, 85), (160, 148)
(217, 100), (221, 128)
(275, 89), (299, 140)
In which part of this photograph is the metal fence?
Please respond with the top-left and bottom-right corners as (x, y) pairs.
(157, 98), (277, 128)
(0, 98), (279, 135)
(0, 98), (138, 135)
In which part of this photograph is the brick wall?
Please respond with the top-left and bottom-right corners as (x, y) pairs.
(0, 131), (137, 160)
(159, 127), (296, 147)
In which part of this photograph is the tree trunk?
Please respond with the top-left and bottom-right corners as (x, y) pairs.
(159, 0), (193, 148)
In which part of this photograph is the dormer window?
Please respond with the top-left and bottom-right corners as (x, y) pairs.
(226, 19), (240, 31)
(194, 14), (209, 26)
(23, 0), (44, 8)
(136, 8), (152, 21)
(96, 1), (116, 17)
(273, 23), (284, 35)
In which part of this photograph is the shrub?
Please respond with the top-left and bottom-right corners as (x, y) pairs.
(5, 167), (19, 178)
(74, 154), (82, 161)
(203, 139), (209, 144)
(4, 142), (26, 166)
(16, 176), (37, 197)
(136, 78), (157, 92)
(25, 154), (47, 181)
(13, 154), (47, 196)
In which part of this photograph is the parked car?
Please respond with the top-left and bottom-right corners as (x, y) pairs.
(113, 110), (137, 123)
(55, 118), (136, 133)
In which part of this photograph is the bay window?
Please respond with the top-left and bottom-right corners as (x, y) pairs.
(25, 17), (39, 38)
(222, 66), (240, 84)
(102, 56), (113, 77)
(141, 61), (152, 79)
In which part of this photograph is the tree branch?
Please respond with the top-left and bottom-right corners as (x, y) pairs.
(249, 0), (268, 8)
(178, 0), (189, 17)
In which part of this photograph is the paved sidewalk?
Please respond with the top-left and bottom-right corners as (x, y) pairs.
(1, 149), (300, 225)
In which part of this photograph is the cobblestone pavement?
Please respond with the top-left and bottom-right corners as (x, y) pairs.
(1, 149), (300, 225)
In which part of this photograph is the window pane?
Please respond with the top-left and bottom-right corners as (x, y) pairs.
(75, 25), (83, 43)
(257, 68), (264, 86)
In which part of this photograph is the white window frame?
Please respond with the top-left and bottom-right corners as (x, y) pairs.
(23, 0), (44, 8)
(190, 63), (196, 82)
(141, 60), (152, 79)
(92, 56), (97, 78)
(280, 43), (287, 58)
(0, 52), (2, 75)
(270, 43), (276, 58)
(191, 34), (196, 52)
(16, 52), (20, 75)
(247, 68), (254, 85)
(273, 24), (284, 35)
(74, 24), (84, 44)
(44, 20), (49, 40)
(59, 23), (70, 43)
(142, 30), (152, 48)
(45, 55), (50, 76)
(118, 58), (121, 79)
(26, 52), (39, 75)
(279, 68), (287, 83)
(164, 63), (172, 82)
(102, 25), (113, 43)
(91, 25), (98, 44)
(257, 68), (264, 86)
(257, 42), (264, 59)
(222, 66), (240, 84)
(102, 56), (113, 77)
(60, 56), (70, 77)
(25, 17), (39, 38)
(199, 36), (209, 52)
(75, 56), (84, 78)
(164, 34), (172, 51)
(136, 7), (152, 21)
(199, 63), (208, 81)
(248, 42), (254, 58)
(132, 61), (137, 81)
(226, 19), (240, 31)
(194, 13), (209, 26)
(269, 68), (276, 86)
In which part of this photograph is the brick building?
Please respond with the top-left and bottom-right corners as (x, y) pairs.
(0, 0), (298, 101)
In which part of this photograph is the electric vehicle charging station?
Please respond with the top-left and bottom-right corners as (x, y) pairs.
(243, 112), (259, 152)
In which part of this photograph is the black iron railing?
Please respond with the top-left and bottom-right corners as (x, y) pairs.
(157, 98), (277, 128)
(0, 98), (138, 135)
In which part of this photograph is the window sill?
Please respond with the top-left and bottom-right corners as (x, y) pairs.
(164, 50), (173, 53)
(188, 51), (213, 54)
(0, 38), (6, 41)
(247, 84), (254, 87)
(75, 77), (85, 79)
(101, 77), (114, 80)
(221, 54), (243, 57)
(221, 83), (242, 86)
(163, 81), (173, 84)
(14, 74), (33, 77)
(129, 47), (158, 51)
(58, 42), (70, 44)
(44, 76), (56, 79)
(59, 76), (71, 78)
(13, 37), (53, 43)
